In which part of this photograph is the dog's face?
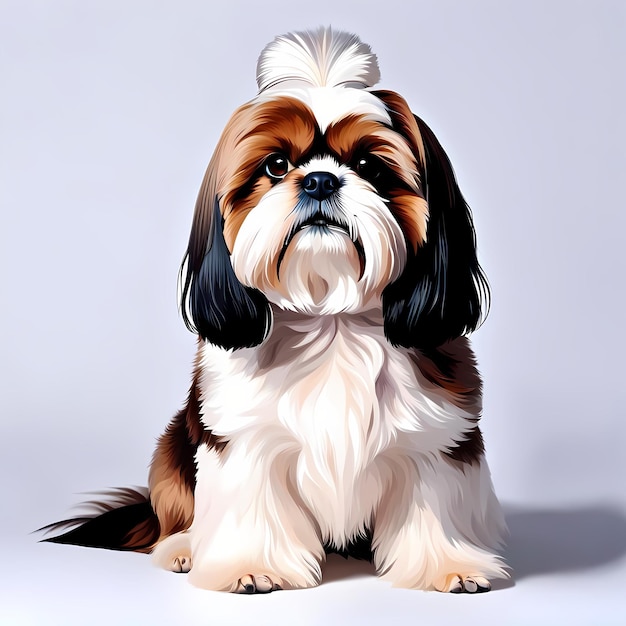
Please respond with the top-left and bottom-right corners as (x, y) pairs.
(181, 29), (489, 350)
(219, 91), (427, 316)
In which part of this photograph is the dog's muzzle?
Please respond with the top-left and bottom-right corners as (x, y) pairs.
(276, 173), (365, 279)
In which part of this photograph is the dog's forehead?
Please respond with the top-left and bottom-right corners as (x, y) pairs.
(256, 86), (391, 134)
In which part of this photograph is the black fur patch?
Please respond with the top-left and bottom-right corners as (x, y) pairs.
(181, 199), (271, 350)
(38, 488), (159, 552)
(382, 116), (489, 349)
(324, 530), (373, 562)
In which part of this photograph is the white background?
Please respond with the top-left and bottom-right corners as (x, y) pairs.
(1, 1), (625, 624)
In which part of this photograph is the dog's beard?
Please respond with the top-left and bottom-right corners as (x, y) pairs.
(230, 172), (408, 315)
(276, 225), (361, 313)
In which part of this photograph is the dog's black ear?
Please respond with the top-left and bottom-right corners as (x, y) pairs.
(382, 115), (490, 349)
(180, 195), (271, 350)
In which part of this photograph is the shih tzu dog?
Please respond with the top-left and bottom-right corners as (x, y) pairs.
(42, 27), (509, 594)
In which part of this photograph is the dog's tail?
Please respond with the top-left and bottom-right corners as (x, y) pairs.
(37, 487), (160, 553)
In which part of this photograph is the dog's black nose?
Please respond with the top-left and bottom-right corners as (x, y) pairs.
(302, 172), (340, 201)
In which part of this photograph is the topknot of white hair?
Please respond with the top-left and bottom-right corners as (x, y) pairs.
(256, 27), (381, 93)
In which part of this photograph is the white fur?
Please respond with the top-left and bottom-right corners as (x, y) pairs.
(256, 27), (389, 133)
(153, 313), (508, 591)
(257, 27), (381, 92)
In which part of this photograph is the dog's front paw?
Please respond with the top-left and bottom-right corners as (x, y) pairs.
(434, 574), (491, 594)
(236, 574), (281, 594)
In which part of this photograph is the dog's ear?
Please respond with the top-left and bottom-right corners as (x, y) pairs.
(180, 168), (272, 350)
(375, 91), (490, 349)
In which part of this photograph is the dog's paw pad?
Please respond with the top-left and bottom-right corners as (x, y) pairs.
(172, 556), (192, 574)
(237, 574), (279, 594)
(435, 574), (491, 593)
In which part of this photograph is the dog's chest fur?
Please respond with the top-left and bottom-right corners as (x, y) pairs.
(197, 311), (475, 547)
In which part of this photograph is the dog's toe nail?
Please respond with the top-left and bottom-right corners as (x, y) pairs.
(472, 576), (491, 592)
(239, 574), (256, 593)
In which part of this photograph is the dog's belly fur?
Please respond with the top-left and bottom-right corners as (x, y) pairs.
(196, 310), (479, 550)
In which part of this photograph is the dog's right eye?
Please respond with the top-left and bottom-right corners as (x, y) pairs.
(264, 154), (289, 181)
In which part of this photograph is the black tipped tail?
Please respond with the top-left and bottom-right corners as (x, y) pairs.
(38, 487), (161, 553)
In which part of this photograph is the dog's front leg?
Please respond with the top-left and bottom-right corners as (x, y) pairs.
(372, 454), (509, 593)
(154, 441), (324, 592)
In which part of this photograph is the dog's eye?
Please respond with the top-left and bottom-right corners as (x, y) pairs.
(264, 154), (289, 181)
(354, 155), (381, 181)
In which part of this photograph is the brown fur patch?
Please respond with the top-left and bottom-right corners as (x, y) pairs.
(410, 337), (485, 465)
(122, 515), (162, 553)
(149, 344), (227, 539)
(222, 177), (273, 251)
(413, 337), (482, 403)
(217, 98), (317, 249)
(370, 90), (426, 167)
(388, 191), (429, 253)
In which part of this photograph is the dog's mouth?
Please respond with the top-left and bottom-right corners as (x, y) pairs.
(298, 213), (349, 234)
(277, 211), (365, 279)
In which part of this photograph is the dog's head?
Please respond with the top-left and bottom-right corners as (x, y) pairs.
(180, 28), (489, 350)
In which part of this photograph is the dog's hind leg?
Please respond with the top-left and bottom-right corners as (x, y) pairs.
(149, 368), (228, 544)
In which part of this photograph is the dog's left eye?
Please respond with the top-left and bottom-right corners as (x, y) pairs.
(264, 154), (290, 181)
(354, 155), (382, 182)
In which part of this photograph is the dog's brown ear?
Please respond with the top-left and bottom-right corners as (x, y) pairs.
(374, 91), (490, 349)
(180, 160), (271, 349)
